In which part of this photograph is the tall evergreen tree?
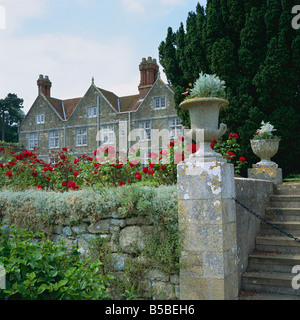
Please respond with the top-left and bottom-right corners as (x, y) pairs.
(0, 93), (24, 143)
(159, 0), (300, 175)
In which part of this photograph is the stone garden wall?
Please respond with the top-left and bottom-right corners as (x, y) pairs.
(235, 177), (274, 288)
(0, 185), (180, 300)
(0, 178), (275, 300)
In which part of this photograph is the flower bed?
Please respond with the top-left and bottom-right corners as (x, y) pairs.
(0, 133), (247, 191)
(0, 138), (199, 191)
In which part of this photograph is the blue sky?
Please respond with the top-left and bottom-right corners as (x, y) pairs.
(0, 0), (207, 114)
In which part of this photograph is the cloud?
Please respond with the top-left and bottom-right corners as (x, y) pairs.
(121, 0), (145, 14)
(160, 0), (184, 5)
(1, 0), (46, 33)
(0, 32), (139, 113)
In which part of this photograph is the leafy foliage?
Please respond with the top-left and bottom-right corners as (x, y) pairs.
(0, 226), (113, 300)
(187, 72), (226, 99)
(0, 94), (25, 143)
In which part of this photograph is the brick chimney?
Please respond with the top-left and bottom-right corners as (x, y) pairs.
(138, 57), (159, 99)
(37, 74), (52, 97)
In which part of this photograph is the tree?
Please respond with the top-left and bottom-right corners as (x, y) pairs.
(0, 93), (25, 143)
(159, 1), (300, 175)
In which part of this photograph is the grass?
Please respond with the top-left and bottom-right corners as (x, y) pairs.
(283, 174), (300, 182)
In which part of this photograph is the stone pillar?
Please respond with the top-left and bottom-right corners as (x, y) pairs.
(177, 156), (239, 300)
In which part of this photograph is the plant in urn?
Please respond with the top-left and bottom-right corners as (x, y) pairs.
(250, 121), (280, 168)
(179, 72), (229, 160)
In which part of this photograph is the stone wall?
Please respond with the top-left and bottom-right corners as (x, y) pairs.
(234, 177), (274, 289)
(50, 216), (179, 300)
(0, 187), (180, 300)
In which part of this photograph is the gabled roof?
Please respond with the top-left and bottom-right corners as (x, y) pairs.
(41, 77), (172, 120)
(97, 87), (141, 113)
(45, 96), (82, 120)
(119, 94), (141, 112)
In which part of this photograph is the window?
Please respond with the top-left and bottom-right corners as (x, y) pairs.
(153, 96), (166, 109)
(87, 107), (97, 118)
(29, 133), (38, 150)
(168, 118), (183, 139)
(138, 121), (152, 141)
(49, 131), (60, 149)
(76, 128), (88, 146)
(101, 124), (115, 144)
(36, 114), (45, 124)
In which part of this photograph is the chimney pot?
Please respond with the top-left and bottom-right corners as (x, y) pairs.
(138, 57), (159, 99)
(37, 74), (52, 97)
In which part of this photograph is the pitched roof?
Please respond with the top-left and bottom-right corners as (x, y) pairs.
(46, 96), (82, 120)
(119, 94), (141, 112)
(97, 87), (141, 113)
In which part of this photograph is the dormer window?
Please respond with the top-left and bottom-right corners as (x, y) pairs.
(153, 96), (166, 110)
(36, 114), (45, 124)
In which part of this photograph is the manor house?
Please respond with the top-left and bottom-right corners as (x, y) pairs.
(19, 57), (183, 162)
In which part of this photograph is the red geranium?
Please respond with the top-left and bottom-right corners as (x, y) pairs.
(211, 139), (217, 150)
(129, 159), (139, 167)
(142, 167), (149, 174)
(239, 156), (246, 162)
(229, 133), (239, 139)
(6, 171), (13, 178)
(67, 181), (79, 190)
(186, 144), (200, 153)
(135, 172), (142, 180)
(227, 151), (235, 160)
(149, 152), (158, 160)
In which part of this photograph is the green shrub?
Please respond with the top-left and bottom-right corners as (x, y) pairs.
(0, 225), (113, 300)
(0, 185), (178, 233)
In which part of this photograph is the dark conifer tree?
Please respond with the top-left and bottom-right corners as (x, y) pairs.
(159, 1), (300, 174)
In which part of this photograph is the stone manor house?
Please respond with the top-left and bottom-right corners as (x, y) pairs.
(19, 57), (183, 162)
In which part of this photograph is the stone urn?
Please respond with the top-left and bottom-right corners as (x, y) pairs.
(250, 139), (281, 168)
(179, 97), (229, 159)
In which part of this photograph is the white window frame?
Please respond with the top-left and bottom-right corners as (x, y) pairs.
(76, 128), (88, 147)
(49, 130), (60, 149)
(138, 120), (152, 141)
(153, 96), (166, 110)
(36, 114), (45, 124)
(101, 124), (115, 144)
(87, 106), (97, 118)
(29, 133), (38, 150)
(168, 118), (183, 140)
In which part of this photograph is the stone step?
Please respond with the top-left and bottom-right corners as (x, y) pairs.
(248, 252), (300, 273)
(274, 183), (300, 195)
(238, 290), (300, 300)
(260, 221), (300, 237)
(266, 208), (300, 221)
(241, 270), (300, 296)
(269, 195), (300, 208)
(256, 235), (300, 254)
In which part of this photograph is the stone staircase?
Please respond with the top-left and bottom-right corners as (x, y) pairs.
(239, 182), (300, 300)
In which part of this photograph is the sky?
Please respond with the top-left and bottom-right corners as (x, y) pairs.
(0, 0), (207, 115)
